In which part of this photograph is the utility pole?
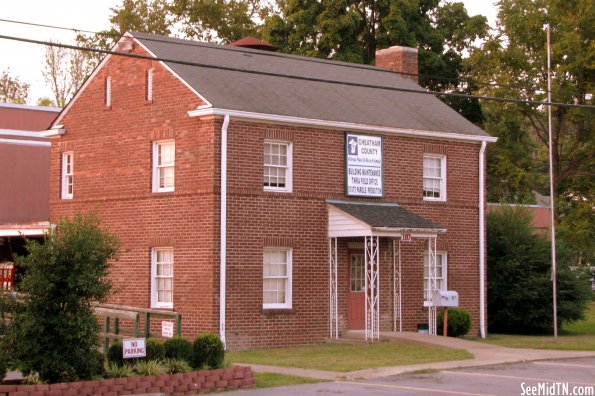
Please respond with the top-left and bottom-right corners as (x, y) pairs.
(546, 24), (558, 339)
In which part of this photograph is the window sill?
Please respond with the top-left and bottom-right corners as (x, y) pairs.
(423, 198), (447, 203)
(152, 190), (175, 194)
(263, 188), (292, 194)
(262, 308), (294, 315)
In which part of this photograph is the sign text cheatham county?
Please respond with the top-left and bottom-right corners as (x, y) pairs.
(345, 134), (383, 197)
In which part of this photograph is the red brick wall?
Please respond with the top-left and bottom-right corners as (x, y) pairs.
(49, 41), (485, 350)
(223, 120), (483, 349)
(49, 43), (220, 336)
(0, 366), (254, 395)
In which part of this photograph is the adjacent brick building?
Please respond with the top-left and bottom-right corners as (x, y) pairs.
(46, 32), (496, 350)
(0, 103), (59, 290)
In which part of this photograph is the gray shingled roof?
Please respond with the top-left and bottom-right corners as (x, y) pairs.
(327, 200), (445, 231)
(133, 32), (490, 138)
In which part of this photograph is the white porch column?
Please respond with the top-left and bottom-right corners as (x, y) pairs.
(428, 237), (437, 335)
(328, 237), (338, 339)
(365, 235), (380, 341)
(393, 238), (402, 332)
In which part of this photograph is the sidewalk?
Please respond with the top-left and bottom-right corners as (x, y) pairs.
(238, 332), (595, 381)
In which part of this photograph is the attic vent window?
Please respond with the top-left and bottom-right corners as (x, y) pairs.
(105, 76), (112, 108)
(146, 68), (153, 103)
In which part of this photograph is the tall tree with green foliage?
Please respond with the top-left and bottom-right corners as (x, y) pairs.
(0, 69), (29, 104)
(171, 0), (272, 43)
(487, 207), (592, 334)
(76, 0), (175, 64)
(468, 0), (594, 201)
(261, 1), (488, 122)
(1, 214), (120, 383)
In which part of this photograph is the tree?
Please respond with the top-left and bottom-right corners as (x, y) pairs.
(36, 97), (57, 107)
(487, 207), (592, 334)
(42, 43), (93, 108)
(468, 0), (594, 198)
(76, 0), (175, 65)
(0, 69), (29, 104)
(171, 0), (272, 43)
(1, 214), (120, 383)
(261, 0), (488, 121)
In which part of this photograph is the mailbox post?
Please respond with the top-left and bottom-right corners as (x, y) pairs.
(431, 291), (459, 336)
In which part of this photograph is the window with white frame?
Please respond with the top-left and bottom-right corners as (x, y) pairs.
(146, 68), (153, 102)
(152, 140), (175, 192)
(423, 252), (447, 306)
(61, 151), (73, 199)
(263, 248), (292, 309)
(263, 141), (292, 192)
(151, 248), (173, 308)
(105, 76), (111, 107)
(423, 155), (446, 201)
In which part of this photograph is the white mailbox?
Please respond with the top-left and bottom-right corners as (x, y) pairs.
(431, 290), (459, 307)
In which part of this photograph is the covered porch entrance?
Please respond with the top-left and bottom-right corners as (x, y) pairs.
(327, 200), (446, 341)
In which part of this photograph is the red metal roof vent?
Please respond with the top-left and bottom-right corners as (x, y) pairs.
(229, 36), (278, 52)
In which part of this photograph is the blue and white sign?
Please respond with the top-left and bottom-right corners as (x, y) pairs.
(346, 134), (383, 197)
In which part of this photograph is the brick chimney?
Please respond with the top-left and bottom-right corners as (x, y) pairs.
(375, 46), (418, 82)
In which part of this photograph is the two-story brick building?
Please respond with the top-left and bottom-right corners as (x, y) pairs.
(45, 32), (496, 350)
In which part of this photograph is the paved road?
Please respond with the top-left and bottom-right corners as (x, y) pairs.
(229, 357), (595, 395)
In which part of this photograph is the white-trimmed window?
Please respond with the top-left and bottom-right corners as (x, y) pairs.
(263, 140), (292, 192)
(151, 248), (173, 308)
(105, 76), (111, 107)
(263, 248), (292, 309)
(61, 151), (73, 199)
(152, 140), (175, 192)
(146, 68), (153, 102)
(424, 252), (447, 306)
(423, 155), (446, 201)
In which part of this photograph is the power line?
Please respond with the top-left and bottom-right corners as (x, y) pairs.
(0, 17), (554, 94)
(1, 33), (593, 110)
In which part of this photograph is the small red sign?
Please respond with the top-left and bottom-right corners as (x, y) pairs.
(401, 234), (411, 242)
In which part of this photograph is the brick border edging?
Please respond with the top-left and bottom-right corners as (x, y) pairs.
(0, 365), (254, 395)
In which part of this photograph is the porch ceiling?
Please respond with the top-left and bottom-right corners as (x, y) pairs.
(326, 200), (446, 238)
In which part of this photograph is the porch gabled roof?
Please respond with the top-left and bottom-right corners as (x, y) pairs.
(327, 200), (445, 238)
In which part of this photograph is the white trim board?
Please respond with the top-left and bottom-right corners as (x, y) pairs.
(0, 138), (51, 147)
(188, 108), (498, 144)
(0, 129), (48, 138)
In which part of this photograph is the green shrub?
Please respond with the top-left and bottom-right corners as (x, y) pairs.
(3, 214), (120, 383)
(437, 308), (472, 337)
(488, 207), (592, 333)
(191, 333), (225, 369)
(164, 336), (193, 362)
(107, 340), (124, 367)
(104, 362), (133, 378)
(163, 358), (192, 374)
(143, 339), (166, 362)
(132, 360), (166, 376)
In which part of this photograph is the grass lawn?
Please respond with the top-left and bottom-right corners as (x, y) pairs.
(253, 372), (325, 388)
(474, 301), (595, 351)
(227, 340), (472, 372)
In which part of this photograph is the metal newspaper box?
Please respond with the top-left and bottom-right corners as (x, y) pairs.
(431, 290), (459, 307)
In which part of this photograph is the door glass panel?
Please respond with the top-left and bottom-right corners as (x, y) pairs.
(350, 254), (365, 292)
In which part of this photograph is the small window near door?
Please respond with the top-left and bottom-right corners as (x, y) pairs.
(350, 254), (365, 292)
(424, 252), (447, 306)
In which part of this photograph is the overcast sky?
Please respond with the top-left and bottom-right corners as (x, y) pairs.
(0, 0), (500, 104)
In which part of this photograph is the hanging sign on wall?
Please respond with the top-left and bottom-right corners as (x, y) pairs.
(345, 134), (383, 197)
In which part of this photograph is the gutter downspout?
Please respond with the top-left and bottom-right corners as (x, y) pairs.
(220, 114), (230, 348)
(479, 141), (487, 338)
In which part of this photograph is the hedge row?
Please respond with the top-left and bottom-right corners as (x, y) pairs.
(107, 333), (224, 370)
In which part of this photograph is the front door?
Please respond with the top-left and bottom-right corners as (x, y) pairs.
(347, 251), (365, 330)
